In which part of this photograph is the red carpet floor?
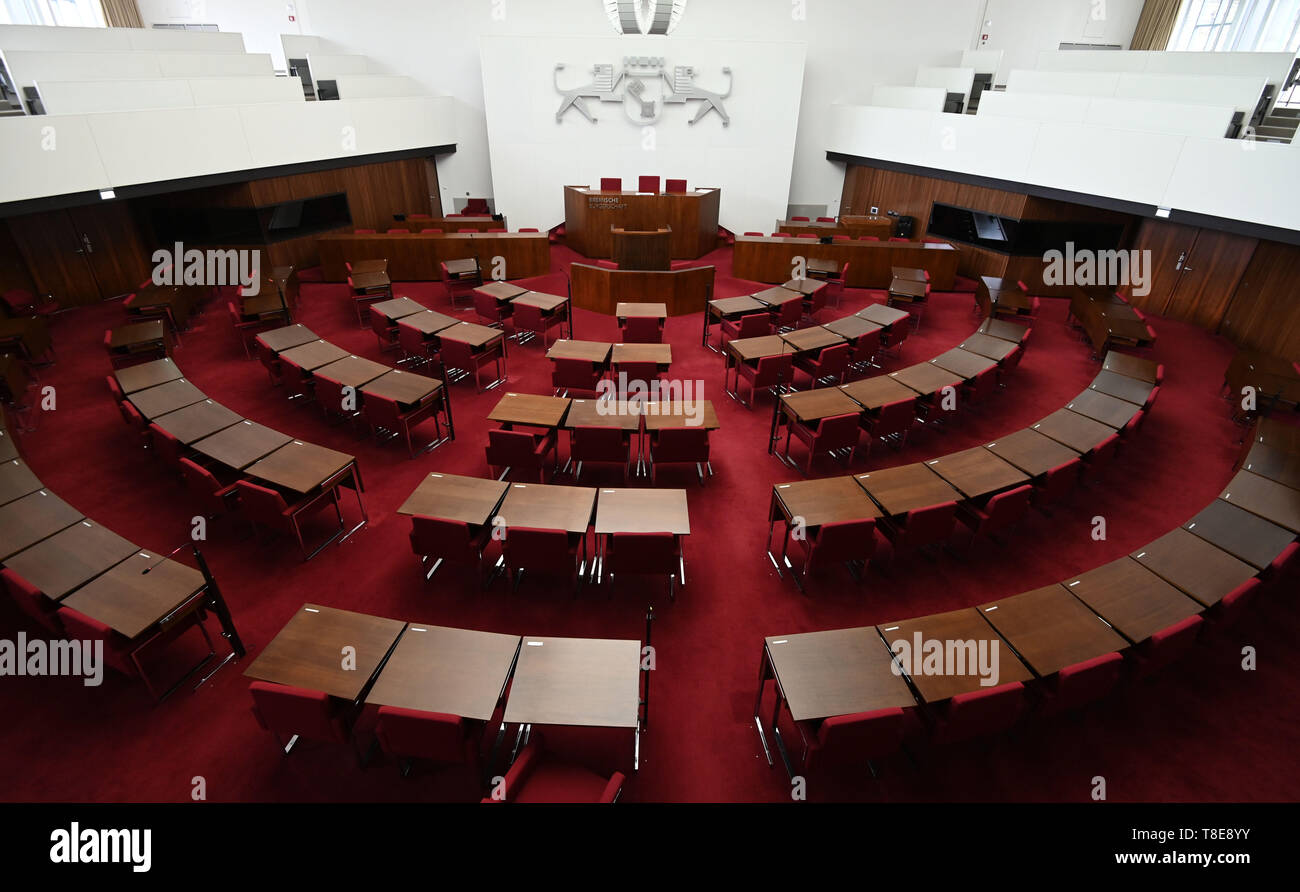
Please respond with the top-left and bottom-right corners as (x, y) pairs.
(2, 242), (1298, 802)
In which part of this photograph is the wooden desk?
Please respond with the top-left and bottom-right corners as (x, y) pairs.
(0, 458), (41, 506)
(511, 291), (569, 314)
(61, 551), (206, 640)
(360, 369), (443, 409)
(887, 277), (928, 304)
(114, 358), (182, 394)
(488, 392), (571, 429)
(192, 420), (293, 470)
(877, 609), (1033, 702)
(782, 278), (825, 295)
(1239, 441), (1300, 490)
(571, 264), (714, 316)
(319, 232), (551, 282)
(1219, 470), (1300, 533)
(128, 378), (205, 420)
(239, 294), (290, 322)
(823, 316), (882, 343)
(759, 627), (914, 724)
(1063, 558), (1202, 643)
(564, 185), (719, 259)
(1131, 528), (1257, 608)
(110, 320), (168, 353)
(958, 332), (1018, 361)
(255, 324), (318, 354)
(978, 584), (1129, 677)
(752, 287), (803, 308)
(244, 604), (406, 702)
(279, 340), (349, 372)
(1102, 351), (1160, 383)
(437, 321), (506, 350)
(1031, 408), (1117, 454)
(547, 340), (612, 365)
(1065, 389), (1139, 429)
(924, 447), (1029, 501)
(734, 236), (958, 289)
(0, 490), (83, 560)
(365, 624), (522, 721)
(315, 355), (390, 389)
(641, 400), (720, 431)
(1225, 348), (1300, 407)
(856, 463), (962, 516)
(594, 489), (690, 535)
(780, 327), (845, 354)
(127, 284), (203, 328)
(770, 476), (881, 529)
(615, 302), (668, 322)
(398, 472), (508, 524)
(888, 363), (962, 400)
(1088, 370), (1155, 406)
(349, 259), (388, 276)
(984, 428), (1080, 477)
(443, 258), (481, 278)
(496, 483), (596, 534)
(930, 348), (997, 381)
(4, 519), (137, 601)
(151, 399), (242, 445)
(611, 227), (672, 270)
(247, 440), (357, 495)
(776, 388), (862, 425)
(703, 296), (768, 348)
(839, 375), (917, 411)
(1183, 499), (1297, 570)
(350, 270), (391, 293)
(474, 282), (528, 303)
(368, 296), (427, 321)
(564, 398), (641, 431)
(611, 343), (672, 368)
(399, 310), (460, 336)
(976, 318), (1030, 343)
(504, 635), (642, 730)
(0, 316), (52, 360)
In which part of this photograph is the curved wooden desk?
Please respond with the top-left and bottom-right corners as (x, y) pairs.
(569, 262), (715, 316)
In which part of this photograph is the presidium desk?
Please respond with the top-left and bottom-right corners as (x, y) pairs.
(316, 231), (551, 282)
(732, 235), (959, 290)
(564, 185), (720, 260)
(570, 262), (715, 316)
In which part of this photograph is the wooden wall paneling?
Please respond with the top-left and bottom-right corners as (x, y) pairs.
(7, 211), (103, 306)
(247, 158), (432, 232)
(424, 159), (443, 218)
(68, 203), (152, 299)
(1220, 240), (1300, 359)
(0, 224), (37, 297)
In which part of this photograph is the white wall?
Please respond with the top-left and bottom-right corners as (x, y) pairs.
(137, 0), (303, 69)
(974, 0), (1145, 83)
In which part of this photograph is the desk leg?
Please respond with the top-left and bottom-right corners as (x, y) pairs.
(753, 645), (775, 767)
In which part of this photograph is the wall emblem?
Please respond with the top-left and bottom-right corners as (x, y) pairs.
(603, 0), (688, 35)
(555, 57), (731, 126)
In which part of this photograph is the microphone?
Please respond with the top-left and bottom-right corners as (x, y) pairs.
(140, 542), (194, 575)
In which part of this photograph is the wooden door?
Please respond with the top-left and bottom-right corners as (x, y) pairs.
(1167, 229), (1257, 331)
(1129, 219), (1197, 315)
(68, 203), (151, 299)
(6, 211), (102, 306)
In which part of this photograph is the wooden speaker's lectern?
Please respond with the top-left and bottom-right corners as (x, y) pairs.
(611, 227), (672, 271)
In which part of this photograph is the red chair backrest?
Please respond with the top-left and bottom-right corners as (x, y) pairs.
(513, 302), (546, 334)
(616, 361), (660, 390)
(314, 375), (352, 415)
(816, 216), (836, 223)
(665, 179), (687, 193)
(812, 519), (876, 564)
(1001, 344), (1023, 371)
(1139, 615), (1205, 672)
(1051, 652), (1124, 712)
(1144, 385), (1160, 410)
(375, 706), (471, 763)
(638, 175), (660, 193)
(751, 353), (793, 388)
(552, 357), (602, 391)
(119, 400), (145, 430)
(1268, 541), (1299, 578)
(933, 682), (1025, 745)
(886, 319), (911, 347)
(735, 313), (771, 339)
(796, 233), (817, 239)
(235, 480), (291, 529)
(409, 515), (473, 559)
(860, 236), (880, 241)
(772, 232), (792, 238)
(621, 316), (663, 343)
(791, 216), (810, 222)
(397, 323), (429, 358)
(775, 300), (802, 328)
(809, 707), (904, 769)
(248, 681), (343, 742)
(2, 289), (33, 313)
(608, 531), (676, 574)
(814, 412), (860, 449)
(388, 228), (410, 234)
(473, 291), (501, 322)
(571, 425), (628, 461)
(1214, 580), (1260, 630)
(899, 501), (956, 549)
(106, 375), (125, 403)
(149, 423), (183, 467)
(873, 399), (916, 438)
(653, 426), (710, 462)
(1, 568), (60, 633)
(1091, 433), (1121, 468)
(465, 198), (490, 214)
(361, 393), (404, 430)
(744, 232), (764, 237)
(179, 458), (226, 515)
(980, 485), (1033, 534)
(1123, 410), (1145, 437)
(851, 329), (881, 364)
(486, 429), (543, 466)
(369, 305), (395, 338)
(889, 237), (908, 243)
(439, 338), (476, 371)
(812, 343), (851, 378)
(1040, 458), (1082, 502)
(503, 527), (571, 571)
(600, 178), (622, 191)
(519, 227), (540, 232)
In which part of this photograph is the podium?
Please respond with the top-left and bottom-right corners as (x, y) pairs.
(563, 185), (720, 260)
(611, 227), (672, 270)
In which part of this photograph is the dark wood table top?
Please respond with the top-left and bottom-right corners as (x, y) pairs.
(1031, 408), (1117, 454)
(856, 463), (962, 516)
(1239, 441), (1300, 490)
(279, 340), (350, 371)
(615, 302), (668, 319)
(240, 294), (289, 319)
(1131, 527), (1258, 608)
(151, 399), (243, 445)
(360, 369), (442, 407)
(114, 358), (182, 394)
(782, 278), (825, 295)
(496, 483), (597, 534)
(751, 288), (802, 307)
(397, 472), (508, 524)
(244, 603), (406, 701)
(398, 310), (461, 336)
(437, 321), (505, 349)
(612, 343), (672, 365)
(547, 339), (612, 363)
(780, 327), (846, 353)
(369, 296), (426, 320)
(978, 584), (1129, 677)
(474, 282), (528, 301)
(565, 398), (642, 431)
(512, 291), (569, 311)
(1185, 499), (1296, 569)
(0, 490), (83, 560)
(779, 388), (863, 423)
(503, 635), (642, 729)
(315, 355), (390, 389)
(128, 378), (206, 420)
(727, 334), (792, 363)
(488, 392), (571, 428)
(1220, 470), (1300, 533)
(1102, 351), (1160, 383)
(0, 458), (42, 506)
(1251, 416), (1300, 453)
(888, 362), (963, 398)
(1087, 369), (1155, 406)
(109, 319), (166, 350)
(350, 270), (391, 291)
(642, 400), (721, 431)
(1063, 557), (1203, 644)
(191, 420), (294, 470)
(930, 348), (998, 380)
(61, 550), (207, 640)
(857, 304), (910, 327)
(443, 258), (480, 277)
(984, 428), (1081, 477)
(958, 332), (1018, 361)
(764, 627), (915, 722)
(806, 257), (840, 275)
(888, 278), (928, 300)
(350, 259), (388, 275)
(823, 316), (882, 342)
(891, 266), (927, 282)
(246, 440), (355, 494)
(877, 608), (1034, 702)
(839, 375), (917, 411)
(256, 324), (318, 353)
(595, 488), (690, 535)
(1064, 389), (1138, 429)
(771, 476), (881, 527)
(709, 295), (768, 316)
(976, 318), (1030, 343)
(924, 447), (1030, 501)
(364, 624), (521, 720)
(0, 430), (17, 463)
(4, 519), (137, 601)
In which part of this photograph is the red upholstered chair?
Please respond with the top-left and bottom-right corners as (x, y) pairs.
(880, 501), (956, 563)
(236, 480), (345, 561)
(420, 228), (444, 234)
(502, 527), (581, 593)
(795, 233), (817, 239)
(314, 374), (362, 427)
(743, 231), (764, 237)
(772, 232), (792, 237)
(482, 734), (624, 802)
(1155, 363), (1165, 384)
(962, 367), (999, 407)
(570, 425), (632, 481)
(513, 302), (566, 348)
(1, 568), (61, 634)
(551, 356), (603, 396)
(771, 298), (802, 334)
(927, 682), (1026, 746)
(106, 375), (125, 403)
(997, 345), (1023, 385)
(2, 288), (60, 321)
(862, 398), (916, 456)
(796, 707), (904, 776)
(665, 179), (688, 193)
(880, 317), (910, 357)
(1122, 409), (1145, 438)
(889, 237), (908, 243)
(148, 423), (184, 471)
(613, 360), (663, 395)
(354, 228), (376, 234)
(816, 216), (836, 223)
(791, 216), (811, 222)
(620, 315), (664, 343)
(368, 305), (400, 353)
(1037, 652), (1124, 716)
(1202, 579), (1260, 635)
(720, 312), (770, 344)
(600, 177), (622, 191)
(831, 234), (851, 241)
(255, 338), (283, 384)
(464, 198), (490, 214)
(1143, 385), (1161, 411)
(226, 301), (262, 358)
(60, 604), (214, 701)
(439, 261), (478, 308)
(387, 228), (410, 234)
(485, 428), (557, 482)
(409, 515), (491, 584)
(397, 322), (437, 368)
(179, 457), (239, 519)
(374, 706), (481, 777)
(118, 399), (149, 446)
(958, 484), (1032, 547)
(794, 343), (851, 388)
(248, 681), (351, 756)
(803, 282), (830, 318)
(638, 175), (660, 193)
(280, 355), (315, 402)
(737, 354), (793, 408)
(859, 235), (880, 241)
(441, 337), (505, 392)
(1034, 458), (1082, 511)
(473, 290), (511, 330)
(348, 275), (390, 326)
(606, 531), (682, 600)
(407, 214), (431, 220)
(847, 328), (882, 377)
(788, 518), (877, 590)
(649, 426), (711, 484)
(783, 412), (859, 475)
(1264, 542), (1299, 587)
(1130, 615), (1205, 678)
(1084, 432), (1121, 479)
(363, 392), (446, 458)
(488, 228), (507, 233)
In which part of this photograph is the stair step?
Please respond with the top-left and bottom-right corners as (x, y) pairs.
(1254, 124), (1297, 137)
(1268, 106), (1300, 118)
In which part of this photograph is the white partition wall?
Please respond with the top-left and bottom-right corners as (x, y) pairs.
(329, 76), (425, 99)
(871, 85), (946, 111)
(479, 34), (806, 233)
(1037, 49), (1295, 84)
(915, 66), (975, 104)
(0, 23), (245, 53)
(2, 50), (274, 89)
(34, 77), (303, 115)
(978, 91), (1237, 139)
(960, 50), (1003, 77)
(1007, 69), (1268, 115)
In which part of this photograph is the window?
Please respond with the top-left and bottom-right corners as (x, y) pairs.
(0, 0), (106, 27)
(1168, 0), (1300, 52)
